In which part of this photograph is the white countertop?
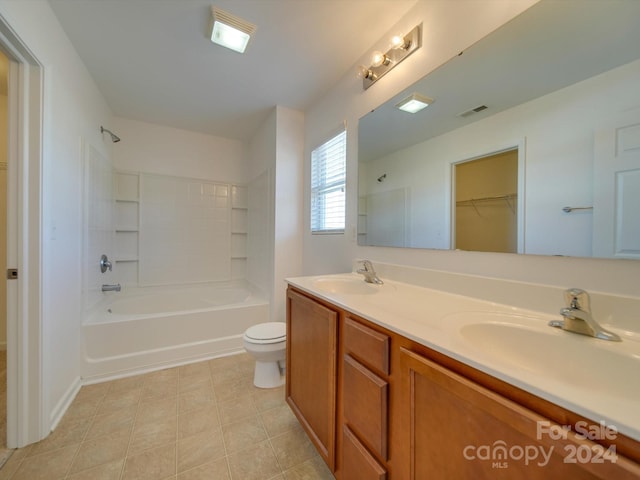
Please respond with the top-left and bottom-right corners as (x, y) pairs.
(286, 272), (640, 443)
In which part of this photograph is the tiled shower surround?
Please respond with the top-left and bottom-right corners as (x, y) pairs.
(111, 171), (249, 287)
(139, 175), (233, 285)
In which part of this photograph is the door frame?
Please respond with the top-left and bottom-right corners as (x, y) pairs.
(0, 16), (45, 447)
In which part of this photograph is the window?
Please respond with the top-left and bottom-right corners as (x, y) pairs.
(311, 129), (346, 233)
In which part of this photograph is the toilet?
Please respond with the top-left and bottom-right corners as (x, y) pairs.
(243, 322), (286, 388)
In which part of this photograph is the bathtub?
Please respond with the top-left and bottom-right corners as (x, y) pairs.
(81, 281), (269, 382)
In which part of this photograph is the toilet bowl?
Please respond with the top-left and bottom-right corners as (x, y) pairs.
(243, 322), (286, 388)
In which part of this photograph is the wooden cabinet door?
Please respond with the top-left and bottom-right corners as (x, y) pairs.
(399, 347), (640, 480)
(286, 288), (338, 470)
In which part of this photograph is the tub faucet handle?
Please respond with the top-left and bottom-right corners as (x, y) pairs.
(100, 254), (112, 273)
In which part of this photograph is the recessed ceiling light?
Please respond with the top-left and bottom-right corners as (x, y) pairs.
(395, 93), (434, 113)
(210, 7), (256, 54)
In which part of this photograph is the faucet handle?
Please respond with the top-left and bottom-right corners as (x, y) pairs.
(564, 288), (590, 311)
(100, 254), (113, 273)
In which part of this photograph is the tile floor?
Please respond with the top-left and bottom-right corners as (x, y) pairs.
(0, 353), (334, 480)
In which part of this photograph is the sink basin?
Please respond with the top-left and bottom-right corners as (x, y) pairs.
(310, 276), (381, 295)
(442, 312), (639, 400)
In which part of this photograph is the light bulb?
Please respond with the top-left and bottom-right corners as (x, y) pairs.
(371, 51), (390, 68)
(390, 34), (407, 49)
(357, 65), (373, 80)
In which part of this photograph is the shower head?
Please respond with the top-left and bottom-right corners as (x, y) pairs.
(100, 126), (121, 143)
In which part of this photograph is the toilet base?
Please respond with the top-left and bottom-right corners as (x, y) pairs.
(253, 360), (284, 388)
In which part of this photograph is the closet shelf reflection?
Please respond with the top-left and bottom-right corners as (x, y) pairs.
(456, 193), (517, 215)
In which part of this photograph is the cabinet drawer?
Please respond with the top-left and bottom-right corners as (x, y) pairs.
(343, 425), (387, 480)
(343, 354), (388, 460)
(344, 316), (390, 376)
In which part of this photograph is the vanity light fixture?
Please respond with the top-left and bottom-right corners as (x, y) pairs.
(210, 7), (256, 53)
(395, 93), (434, 113)
(358, 24), (422, 90)
(371, 51), (390, 67)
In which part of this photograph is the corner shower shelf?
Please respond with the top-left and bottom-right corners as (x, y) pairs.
(231, 187), (248, 267)
(114, 171), (141, 286)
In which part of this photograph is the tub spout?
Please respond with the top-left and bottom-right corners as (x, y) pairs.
(102, 284), (121, 293)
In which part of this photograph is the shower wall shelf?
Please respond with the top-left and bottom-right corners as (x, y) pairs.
(357, 196), (368, 242)
(231, 185), (248, 280)
(114, 171), (140, 285)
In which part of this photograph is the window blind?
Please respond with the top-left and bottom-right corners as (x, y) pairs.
(311, 129), (346, 233)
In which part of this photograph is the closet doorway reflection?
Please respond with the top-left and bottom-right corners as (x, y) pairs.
(453, 148), (519, 253)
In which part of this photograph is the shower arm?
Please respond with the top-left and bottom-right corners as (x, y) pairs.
(100, 126), (121, 143)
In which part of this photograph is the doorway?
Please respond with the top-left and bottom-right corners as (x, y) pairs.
(0, 16), (45, 449)
(453, 149), (519, 253)
(0, 48), (8, 462)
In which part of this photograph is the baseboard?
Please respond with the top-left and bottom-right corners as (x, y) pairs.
(49, 376), (82, 432)
(81, 348), (246, 386)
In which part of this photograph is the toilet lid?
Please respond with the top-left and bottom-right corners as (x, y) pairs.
(244, 322), (286, 344)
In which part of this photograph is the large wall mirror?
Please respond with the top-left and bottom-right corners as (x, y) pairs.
(358, 0), (640, 259)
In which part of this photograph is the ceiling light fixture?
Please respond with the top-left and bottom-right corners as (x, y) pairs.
(395, 93), (434, 113)
(358, 24), (422, 90)
(210, 7), (256, 53)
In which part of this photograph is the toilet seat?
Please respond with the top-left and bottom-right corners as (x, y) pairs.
(244, 322), (286, 344)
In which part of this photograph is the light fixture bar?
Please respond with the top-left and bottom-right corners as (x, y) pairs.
(361, 24), (422, 90)
(395, 93), (434, 113)
(210, 7), (256, 53)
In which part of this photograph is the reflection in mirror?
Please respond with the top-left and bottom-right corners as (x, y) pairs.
(357, 0), (640, 259)
(454, 149), (518, 254)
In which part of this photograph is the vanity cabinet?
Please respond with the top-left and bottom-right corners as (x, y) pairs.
(399, 347), (640, 479)
(286, 288), (339, 470)
(286, 286), (640, 480)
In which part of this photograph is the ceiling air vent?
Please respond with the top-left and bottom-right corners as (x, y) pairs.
(457, 105), (488, 118)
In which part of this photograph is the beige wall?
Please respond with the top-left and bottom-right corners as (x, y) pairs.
(455, 150), (518, 253)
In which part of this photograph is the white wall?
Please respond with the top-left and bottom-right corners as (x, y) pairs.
(113, 117), (246, 183)
(247, 107), (304, 321)
(247, 111), (276, 299)
(303, 0), (640, 299)
(0, 0), (113, 433)
(273, 107), (304, 322)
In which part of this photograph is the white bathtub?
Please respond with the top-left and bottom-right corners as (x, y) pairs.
(81, 281), (268, 382)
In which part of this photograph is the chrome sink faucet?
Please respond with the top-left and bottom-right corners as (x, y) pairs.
(548, 288), (621, 341)
(356, 260), (383, 284)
